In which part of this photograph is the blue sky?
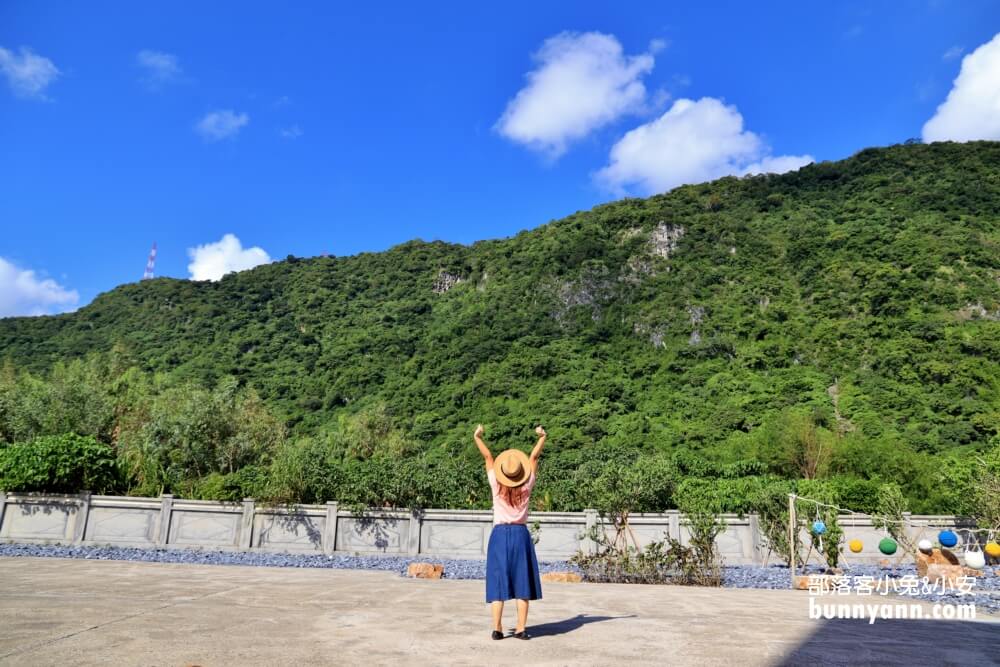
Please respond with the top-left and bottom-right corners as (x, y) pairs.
(1, 1), (998, 315)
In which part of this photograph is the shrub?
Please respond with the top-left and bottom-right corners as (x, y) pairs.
(117, 379), (285, 495)
(188, 466), (268, 501)
(750, 479), (797, 566)
(571, 484), (724, 586)
(795, 480), (843, 569)
(571, 516), (722, 586)
(571, 529), (675, 584)
(872, 482), (913, 554)
(674, 495), (724, 586)
(0, 433), (119, 494)
(971, 441), (1000, 531)
(262, 437), (345, 504)
(574, 453), (675, 549)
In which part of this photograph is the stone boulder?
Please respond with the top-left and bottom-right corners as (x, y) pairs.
(921, 559), (983, 588)
(924, 564), (967, 588)
(541, 571), (583, 583)
(407, 563), (444, 579)
(916, 548), (960, 578)
(793, 574), (835, 591)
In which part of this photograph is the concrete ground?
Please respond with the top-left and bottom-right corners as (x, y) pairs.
(0, 557), (997, 666)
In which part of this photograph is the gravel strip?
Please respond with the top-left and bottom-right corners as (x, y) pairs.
(2, 544), (996, 613)
(0, 543), (577, 580)
(724, 564), (1000, 614)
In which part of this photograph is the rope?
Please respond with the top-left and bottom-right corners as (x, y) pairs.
(793, 494), (999, 563)
(792, 495), (997, 535)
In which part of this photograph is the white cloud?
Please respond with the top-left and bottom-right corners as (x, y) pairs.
(279, 124), (303, 139)
(0, 46), (60, 99)
(0, 257), (78, 317)
(923, 33), (1000, 142)
(137, 49), (182, 89)
(496, 32), (656, 158)
(742, 154), (815, 176)
(187, 234), (271, 281)
(942, 46), (964, 61)
(195, 110), (249, 142)
(648, 38), (669, 54)
(595, 97), (813, 195)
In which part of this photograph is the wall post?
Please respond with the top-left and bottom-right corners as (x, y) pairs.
(157, 494), (174, 547)
(0, 491), (6, 537)
(583, 509), (598, 554)
(323, 502), (339, 555)
(748, 514), (762, 565)
(74, 492), (92, 544)
(788, 494), (797, 588)
(407, 509), (422, 556)
(239, 498), (255, 549)
(669, 510), (681, 541)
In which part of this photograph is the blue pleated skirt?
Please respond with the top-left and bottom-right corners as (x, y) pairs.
(486, 523), (543, 602)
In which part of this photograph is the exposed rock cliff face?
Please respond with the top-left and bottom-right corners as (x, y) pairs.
(955, 302), (1000, 321)
(687, 305), (705, 346)
(620, 222), (686, 285)
(649, 222), (685, 258)
(550, 264), (614, 324)
(432, 270), (464, 294)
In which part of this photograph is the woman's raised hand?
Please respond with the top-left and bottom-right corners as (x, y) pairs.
(475, 424), (485, 438)
(530, 425), (547, 465)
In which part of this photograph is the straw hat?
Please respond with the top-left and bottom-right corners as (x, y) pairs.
(494, 449), (531, 487)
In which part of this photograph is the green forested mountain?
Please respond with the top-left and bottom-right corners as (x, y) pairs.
(2, 141), (1000, 513)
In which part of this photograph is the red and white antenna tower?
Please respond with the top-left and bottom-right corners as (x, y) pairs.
(142, 242), (157, 280)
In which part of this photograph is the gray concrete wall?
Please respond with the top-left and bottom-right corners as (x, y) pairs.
(0, 490), (971, 565)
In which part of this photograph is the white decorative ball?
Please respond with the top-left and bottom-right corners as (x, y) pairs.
(917, 539), (933, 554)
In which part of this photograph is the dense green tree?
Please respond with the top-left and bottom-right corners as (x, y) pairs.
(0, 434), (119, 494)
(0, 142), (998, 513)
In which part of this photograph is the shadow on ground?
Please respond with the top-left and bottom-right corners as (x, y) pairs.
(779, 617), (998, 666)
(528, 613), (635, 637)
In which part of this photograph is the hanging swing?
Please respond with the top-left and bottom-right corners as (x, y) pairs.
(847, 511), (862, 553)
(962, 529), (986, 570)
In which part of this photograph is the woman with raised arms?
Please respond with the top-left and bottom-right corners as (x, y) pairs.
(473, 423), (547, 640)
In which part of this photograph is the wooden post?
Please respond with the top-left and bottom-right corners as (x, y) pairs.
(788, 493), (797, 588)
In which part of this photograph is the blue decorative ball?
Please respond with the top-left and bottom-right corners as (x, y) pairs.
(938, 530), (958, 548)
(812, 520), (826, 535)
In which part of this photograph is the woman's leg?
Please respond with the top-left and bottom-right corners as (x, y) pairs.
(515, 599), (529, 633)
(491, 601), (504, 632)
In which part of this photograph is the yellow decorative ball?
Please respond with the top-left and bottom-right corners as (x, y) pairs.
(849, 539), (863, 553)
(986, 542), (1000, 558)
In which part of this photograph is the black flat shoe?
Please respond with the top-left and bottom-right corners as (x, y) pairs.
(513, 630), (530, 640)
(491, 630), (504, 640)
